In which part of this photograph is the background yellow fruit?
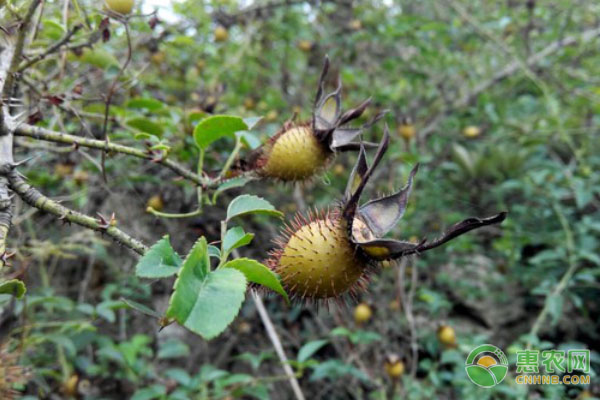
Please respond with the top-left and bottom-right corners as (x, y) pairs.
(463, 125), (481, 138)
(384, 356), (405, 378)
(349, 19), (362, 30)
(146, 195), (164, 212)
(298, 40), (313, 52)
(214, 26), (229, 42)
(105, 0), (134, 14)
(398, 123), (416, 140)
(438, 325), (457, 347)
(354, 303), (372, 324)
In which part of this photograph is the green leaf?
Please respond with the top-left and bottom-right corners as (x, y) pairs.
(126, 97), (164, 111)
(451, 143), (474, 176)
(126, 117), (164, 136)
(131, 384), (166, 400)
(135, 236), (182, 278)
(226, 195), (283, 221)
(213, 177), (253, 202)
(167, 268), (247, 340)
(298, 339), (328, 363)
(158, 339), (190, 359)
(0, 279), (26, 298)
(223, 258), (288, 303)
(194, 115), (249, 149)
(208, 245), (221, 259)
(223, 227), (254, 254)
(547, 294), (564, 326)
(74, 48), (120, 69)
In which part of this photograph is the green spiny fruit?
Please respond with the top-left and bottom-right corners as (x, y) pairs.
(268, 128), (507, 301)
(269, 210), (368, 300)
(230, 56), (386, 182)
(259, 125), (331, 181)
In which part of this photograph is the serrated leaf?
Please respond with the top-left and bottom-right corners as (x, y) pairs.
(167, 268), (247, 340)
(298, 339), (328, 363)
(135, 236), (182, 278)
(194, 115), (248, 149)
(223, 258), (288, 303)
(226, 195), (283, 221)
(126, 117), (164, 136)
(0, 279), (26, 298)
(223, 227), (254, 254)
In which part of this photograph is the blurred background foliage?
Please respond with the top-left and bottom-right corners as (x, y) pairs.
(1, 0), (599, 398)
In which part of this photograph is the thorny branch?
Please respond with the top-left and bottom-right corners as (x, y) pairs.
(14, 123), (207, 186)
(0, 0), (42, 268)
(6, 167), (148, 255)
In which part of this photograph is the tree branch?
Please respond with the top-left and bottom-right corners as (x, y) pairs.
(1, 0), (41, 129)
(16, 24), (82, 73)
(0, 0), (42, 267)
(13, 123), (206, 186)
(6, 167), (148, 255)
(420, 26), (600, 140)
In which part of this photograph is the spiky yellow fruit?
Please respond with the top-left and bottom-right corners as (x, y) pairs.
(105, 0), (134, 14)
(272, 213), (366, 299)
(261, 126), (330, 181)
(384, 355), (405, 379)
(463, 125), (481, 138)
(438, 325), (457, 347)
(354, 303), (372, 324)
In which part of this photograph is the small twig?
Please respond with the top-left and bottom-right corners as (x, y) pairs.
(251, 290), (305, 400)
(100, 19), (133, 182)
(7, 167), (148, 255)
(17, 24), (82, 73)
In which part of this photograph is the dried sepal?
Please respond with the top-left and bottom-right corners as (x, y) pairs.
(410, 212), (508, 254)
(343, 126), (390, 222)
(358, 163), (419, 238)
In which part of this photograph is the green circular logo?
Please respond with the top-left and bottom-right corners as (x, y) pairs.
(465, 344), (508, 388)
